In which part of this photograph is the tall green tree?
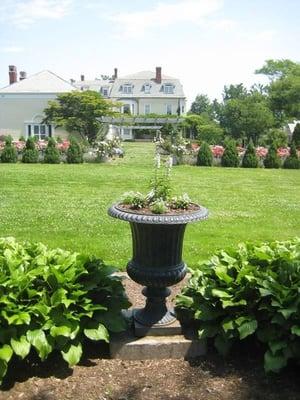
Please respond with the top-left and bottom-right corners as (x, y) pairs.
(183, 114), (223, 144)
(190, 94), (214, 118)
(44, 91), (117, 143)
(292, 123), (300, 147)
(219, 91), (274, 145)
(256, 59), (300, 122)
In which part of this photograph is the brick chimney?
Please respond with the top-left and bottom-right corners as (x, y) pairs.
(9, 65), (17, 85)
(155, 66), (162, 84)
(19, 71), (27, 80)
(113, 68), (118, 79)
(80, 74), (85, 81)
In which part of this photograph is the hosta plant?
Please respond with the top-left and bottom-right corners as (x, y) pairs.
(0, 237), (130, 383)
(176, 237), (300, 373)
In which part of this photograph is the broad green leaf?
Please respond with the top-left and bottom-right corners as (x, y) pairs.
(2, 311), (31, 325)
(215, 265), (233, 284)
(269, 340), (287, 355)
(264, 350), (288, 373)
(238, 319), (257, 340)
(61, 343), (82, 367)
(175, 294), (194, 308)
(11, 336), (31, 359)
(221, 299), (247, 308)
(211, 289), (232, 299)
(84, 324), (109, 342)
(222, 319), (235, 333)
(198, 324), (219, 339)
(0, 345), (13, 362)
(27, 329), (52, 361)
(291, 326), (300, 336)
(0, 360), (7, 382)
(50, 325), (72, 338)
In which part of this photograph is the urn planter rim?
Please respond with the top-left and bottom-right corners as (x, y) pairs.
(108, 203), (209, 225)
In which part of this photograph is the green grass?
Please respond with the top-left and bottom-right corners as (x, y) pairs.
(0, 142), (299, 269)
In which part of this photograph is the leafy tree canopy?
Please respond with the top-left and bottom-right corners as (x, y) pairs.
(255, 59), (299, 80)
(43, 91), (117, 143)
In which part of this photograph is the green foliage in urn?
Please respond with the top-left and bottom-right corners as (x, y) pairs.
(221, 140), (239, 167)
(176, 237), (300, 373)
(264, 144), (281, 169)
(22, 137), (39, 163)
(283, 143), (300, 169)
(242, 140), (258, 168)
(67, 137), (83, 164)
(0, 237), (130, 384)
(44, 137), (61, 164)
(0, 136), (17, 163)
(197, 141), (213, 166)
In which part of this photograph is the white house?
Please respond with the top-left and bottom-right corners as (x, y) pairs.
(74, 67), (186, 140)
(0, 66), (75, 140)
(0, 66), (186, 141)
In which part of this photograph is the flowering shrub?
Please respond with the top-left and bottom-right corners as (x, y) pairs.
(94, 137), (123, 160)
(211, 145), (224, 158)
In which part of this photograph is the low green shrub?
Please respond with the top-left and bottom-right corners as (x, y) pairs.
(44, 137), (61, 164)
(283, 143), (300, 169)
(0, 137), (17, 163)
(22, 137), (39, 163)
(264, 144), (281, 169)
(197, 142), (213, 166)
(221, 140), (239, 167)
(176, 237), (300, 373)
(242, 140), (258, 168)
(66, 138), (83, 164)
(0, 237), (130, 383)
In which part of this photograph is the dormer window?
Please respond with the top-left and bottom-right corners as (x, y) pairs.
(164, 84), (174, 94)
(101, 87), (109, 96)
(123, 84), (132, 94)
(144, 83), (151, 94)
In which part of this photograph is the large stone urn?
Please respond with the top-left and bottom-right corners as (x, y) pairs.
(108, 204), (208, 335)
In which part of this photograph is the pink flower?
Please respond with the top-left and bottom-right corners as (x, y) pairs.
(277, 147), (290, 158)
(211, 145), (224, 157)
(256, 147), (268, 158)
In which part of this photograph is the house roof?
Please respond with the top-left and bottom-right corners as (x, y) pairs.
(110, 70), (185, 99)
(286, 120), (300, 133)
(0, 70), (76, 93)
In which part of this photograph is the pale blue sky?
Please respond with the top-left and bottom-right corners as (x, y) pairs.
(0, 0), (299, 106)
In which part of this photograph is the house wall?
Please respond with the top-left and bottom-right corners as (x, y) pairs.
(111, 97), (186, 116)
(0, 93), (68, 139)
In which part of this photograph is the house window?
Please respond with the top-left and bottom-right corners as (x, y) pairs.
(164, 84), (174, 94)
(102, 87), (109, 96)
(123, 104), (131, 114)
(144, 84), (151, 94)
(123, 84), (132, 94)
(166, 104), (172, 115)
(27, 124), (51, 140)
(144, 104), (151, 114)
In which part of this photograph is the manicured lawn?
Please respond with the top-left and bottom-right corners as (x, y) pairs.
(0, 142), (299, 269)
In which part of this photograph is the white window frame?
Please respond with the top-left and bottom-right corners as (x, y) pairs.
(27, 123), (51, 140)
(144, 84), (151, 94)
(166, 104), (172, 115)
(123, 84), (132, 94)
(164, 84), (174, 94)
(144, 104), (151, 115)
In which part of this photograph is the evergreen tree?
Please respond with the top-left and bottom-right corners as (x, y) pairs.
(221, 140), (239, 167)
(66, 137), (83, 164)
(292, 123), (300, 147)
(283, 143), (300, 169)
(44, 137), (60, 164)
(197, 142), (213, 166)
(242, 139), (258, 168)
(263, 144), (281, 169)
(0, 136), (17, 163)
(22, 137), (39, 163)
